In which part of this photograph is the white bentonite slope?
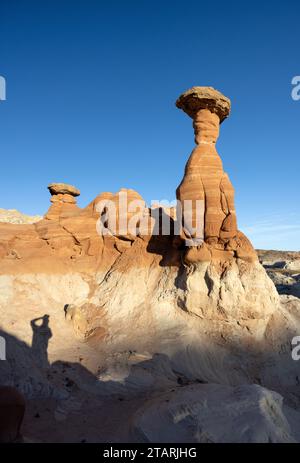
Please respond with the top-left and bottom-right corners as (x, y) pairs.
(1, 253), (300, 442)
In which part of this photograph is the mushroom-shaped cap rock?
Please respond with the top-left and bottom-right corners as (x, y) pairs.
(48, 183), (80, 197)
(176, 86), (231, 122)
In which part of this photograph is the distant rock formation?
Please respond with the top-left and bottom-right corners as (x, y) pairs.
(0, 208), (42, 224)
(258, 250), (300, 298)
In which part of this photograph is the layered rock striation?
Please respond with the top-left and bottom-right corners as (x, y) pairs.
(176, 86), (256, 264)
(45, 182), (81, 220)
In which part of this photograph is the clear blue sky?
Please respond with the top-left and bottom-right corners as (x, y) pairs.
(0, 0), (299, 250)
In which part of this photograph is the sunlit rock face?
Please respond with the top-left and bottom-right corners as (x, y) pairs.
(175, 86), (257, 264)
(45, 182), (81, 220)
(0, 87), (299, 443)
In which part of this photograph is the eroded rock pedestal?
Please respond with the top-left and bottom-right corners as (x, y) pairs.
(45, 183), (81, 220)
(176, 87), (257, 264)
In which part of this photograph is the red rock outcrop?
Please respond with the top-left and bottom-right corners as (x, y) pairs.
(83, 188), (146, 240)
(0, 87), (258, 275)
(175, 86), (257, 264)
(45, 183), (81, 220)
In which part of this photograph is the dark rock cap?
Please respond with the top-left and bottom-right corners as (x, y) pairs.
(176, 86), (231, 122)
(48, 183), (80, 197)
